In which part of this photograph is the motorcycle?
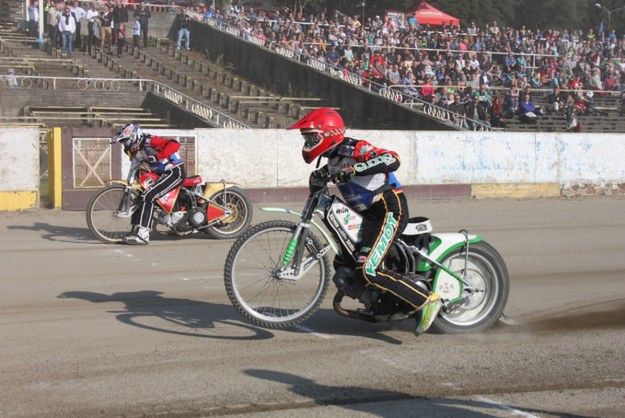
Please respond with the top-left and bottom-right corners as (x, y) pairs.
(224, 172), (509, 334)
(86, 155), (253, 243)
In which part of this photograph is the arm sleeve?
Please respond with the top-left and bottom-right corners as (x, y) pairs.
(149, 136), (180, 160)
(351, 140), (400, 176)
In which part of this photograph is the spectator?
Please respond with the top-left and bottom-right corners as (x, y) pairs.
(387, 64), (401, 86)
(369, 50), (386, 87)
(112, 0), (128, 46)
(85, 3), (99, 54)
(70, 1), (86, 50)
(326, 45), (340, 66)
(576, 91), (599, 116)
(187, 4), (625, 127)
(27, 1), (39, 37)
(420, 76), (434, 103)
(99, 3), (113, 54)
(132, 16), (140, 53)
(116, 22), (126, 58)
(133, 2), (151, 48)
(546, 87), (565, 114)
(58, 5), (77, 57)
(176, 11), (191, 50)
(490, 96), (506, 128)
(202, 5), (215, 22)
(519, 93), (541, 123)
(47, 2), (61, 49)
(5, 68), (18, 88)
(473, 84), (492, 106)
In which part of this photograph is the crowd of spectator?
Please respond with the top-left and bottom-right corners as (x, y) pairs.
(195, 2), (625, 128)
(31, 0), (152, 57)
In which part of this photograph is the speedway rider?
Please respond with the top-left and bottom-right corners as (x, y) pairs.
(289, 108), (442, 335)
(111, 123), (184, 245)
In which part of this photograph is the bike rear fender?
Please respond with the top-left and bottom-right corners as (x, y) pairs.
(425, 233), (483, 302)
(204, 182), (238, 198)
(261, 207), (339, 254)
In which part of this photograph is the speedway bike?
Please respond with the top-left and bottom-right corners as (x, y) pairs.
(86, 155), (253, 243)
(224, 173), (509, 334)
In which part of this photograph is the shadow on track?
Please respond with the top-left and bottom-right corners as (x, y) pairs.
(244, 369), (589, 418)
(8, 222), (95, 243)
(58, 290), (274, 340)
(288, 308), (408, 345)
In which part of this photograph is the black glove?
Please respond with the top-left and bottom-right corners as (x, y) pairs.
(309, 168), (329, 192)
(335, 165), (355, 183)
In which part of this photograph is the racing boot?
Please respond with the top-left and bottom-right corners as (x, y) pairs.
(415, 292), (442, 336)
(124, 226), (150, 245)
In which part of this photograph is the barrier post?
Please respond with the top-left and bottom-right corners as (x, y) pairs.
(47, 127), (62, 209)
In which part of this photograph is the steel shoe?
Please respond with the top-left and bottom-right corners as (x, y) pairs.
(415, 293), (442, 336)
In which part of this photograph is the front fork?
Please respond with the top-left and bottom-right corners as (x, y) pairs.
(117, 187), (137, 218)
(278, 223), (330, 280)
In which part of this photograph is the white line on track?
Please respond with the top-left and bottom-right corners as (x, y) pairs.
(294, 324), (335, 340)
(473, 396), (540, 418)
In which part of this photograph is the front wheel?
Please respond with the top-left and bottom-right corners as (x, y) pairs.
(224, 220), (331, 329)
(86, 184), (138, 244)
(205, 187), (253, 240)
(431, 241), (509, 334)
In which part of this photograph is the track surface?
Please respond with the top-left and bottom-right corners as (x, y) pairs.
(1, 197), (624, 417)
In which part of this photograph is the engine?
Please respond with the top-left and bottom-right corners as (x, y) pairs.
(188, 207), (207, 228)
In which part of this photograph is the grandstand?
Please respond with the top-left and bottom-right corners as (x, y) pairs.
(189, 3), (625, 133)
(1, 0), (623, 132)
(0, 0), (202, 129)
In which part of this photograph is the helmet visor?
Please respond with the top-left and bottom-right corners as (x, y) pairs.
(302, 132), (322, 150)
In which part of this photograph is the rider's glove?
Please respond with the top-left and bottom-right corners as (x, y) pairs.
(146, 155), (158, 163)
(309, 168), (329, 192)
(335, 165), (355, 183)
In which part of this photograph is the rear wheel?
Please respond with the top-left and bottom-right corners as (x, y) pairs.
(86, 184), (137, 244)
(431, 241), (509, 334)
(224, 221), (331, 329)
(205, 187), (253, 240)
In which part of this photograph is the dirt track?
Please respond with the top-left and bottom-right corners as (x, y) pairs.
(1, 197), (624, 417)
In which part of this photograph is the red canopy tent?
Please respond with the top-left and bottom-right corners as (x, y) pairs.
(412, 2), (460, 27)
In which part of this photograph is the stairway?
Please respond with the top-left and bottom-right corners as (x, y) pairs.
(81, 41), (306, 129)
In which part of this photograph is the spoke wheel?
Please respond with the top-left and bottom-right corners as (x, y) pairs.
(205, 187), (253, 240)
(86, 184), (137, 244)
(432, 241), (509, 334)
(224, 221), (330, 329)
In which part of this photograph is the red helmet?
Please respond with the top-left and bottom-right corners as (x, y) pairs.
(288, 107), (346, 164)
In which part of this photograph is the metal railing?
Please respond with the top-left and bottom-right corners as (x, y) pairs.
(0, 75), (251, 129)
(196, 13), (494, 131)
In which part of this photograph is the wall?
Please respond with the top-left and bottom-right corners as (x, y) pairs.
(5, 127), (625, 209)
(194, 130), (625, 189)
(0, 128), (39, 210)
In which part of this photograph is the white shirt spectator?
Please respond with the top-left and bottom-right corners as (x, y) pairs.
(27, 4), (39, 22)
(72, 5), (87, 23)
(59, 12), (77, 33)
(133, 19), (141, 36)
(85, 8), (99, 23)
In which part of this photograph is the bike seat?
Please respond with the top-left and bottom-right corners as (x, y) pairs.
(403, 217), (432, 235)
(183, 176), (203, 188)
